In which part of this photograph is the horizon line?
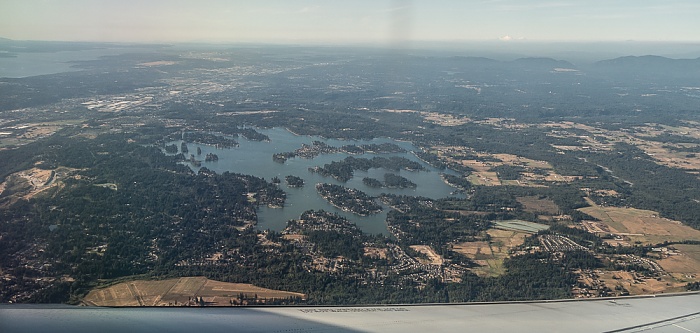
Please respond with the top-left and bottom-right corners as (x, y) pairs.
(3, 36), (700, 46)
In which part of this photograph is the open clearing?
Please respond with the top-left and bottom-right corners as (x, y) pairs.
(517, 196), (560, 215)
(0, 165), (81, 206)
(579, 199), (700, 244)
(364, 246), (388, 260)
(637, 140), (700, 171)
(0, 166), (70, 207)
(487, 229), (528, 250)
(623, 123), (700, 171)
(457, 152), (571, 186)
(453, 241), (505, 276)
(493, 220), (550, 233)
(0, 120), (84, 148)
(595, 270), (689, 295)
(658, 244), (700, 277)
(420, 112), (471, 126)
(467, 171), (501, 186)
(83, 277), (305, 306)
(410, 245), (444, 265)
(492, 153), (552, 169)
(452, 229), (527, 277)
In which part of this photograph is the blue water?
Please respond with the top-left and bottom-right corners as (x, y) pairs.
(172, 128), (461, 235)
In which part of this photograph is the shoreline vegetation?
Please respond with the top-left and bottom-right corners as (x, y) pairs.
(316, 183), (382, 216)
(274, 141), (406, 163)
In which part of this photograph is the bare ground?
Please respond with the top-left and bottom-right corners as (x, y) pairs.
(410, 245), (444, 266)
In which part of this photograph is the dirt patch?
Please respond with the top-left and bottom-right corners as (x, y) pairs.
(0, 166), (81, 207)
(364, 246), (388, 260)
(410, 245), (444, 265)
(282, 234), (306, 241)
(0, 168), (54, 206)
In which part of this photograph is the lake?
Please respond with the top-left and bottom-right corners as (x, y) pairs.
(173, 128), (461, 235)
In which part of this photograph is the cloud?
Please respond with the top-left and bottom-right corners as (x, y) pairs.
(499, 35), (526, 41)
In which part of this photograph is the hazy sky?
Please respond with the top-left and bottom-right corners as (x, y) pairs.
(2, 0), (699, 43)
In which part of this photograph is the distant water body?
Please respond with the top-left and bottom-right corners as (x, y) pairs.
(0, 48), (131, 78)
(171, 128), (462, 235)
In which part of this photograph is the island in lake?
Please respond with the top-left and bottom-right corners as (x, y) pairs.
(316, 183), (382, 216)
(285, 175), (305, 188)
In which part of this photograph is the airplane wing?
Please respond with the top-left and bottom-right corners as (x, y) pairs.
(1, 292), (698, 333)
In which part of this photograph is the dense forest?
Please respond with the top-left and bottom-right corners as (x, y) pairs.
(0, 131), (284, 302)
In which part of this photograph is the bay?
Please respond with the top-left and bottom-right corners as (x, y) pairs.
(0, 47), (148, 78)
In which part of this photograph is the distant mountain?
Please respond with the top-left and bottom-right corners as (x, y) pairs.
(596, 55), (699, 66)
(443, 56), (576, 72)
(512, 57), (576, 68)
(594, 55), (700, 78)
(447, 56), (499, 64)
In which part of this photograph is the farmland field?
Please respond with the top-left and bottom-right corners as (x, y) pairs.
(579, 199), (700, 244)
(595, 270), (689, 295)
(517, 196), (560, 215)
(453, 241), (504, 276)
(452, 228), (528, 277)
(658, 244), (700, 277)
(83, 277), (305, 306)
